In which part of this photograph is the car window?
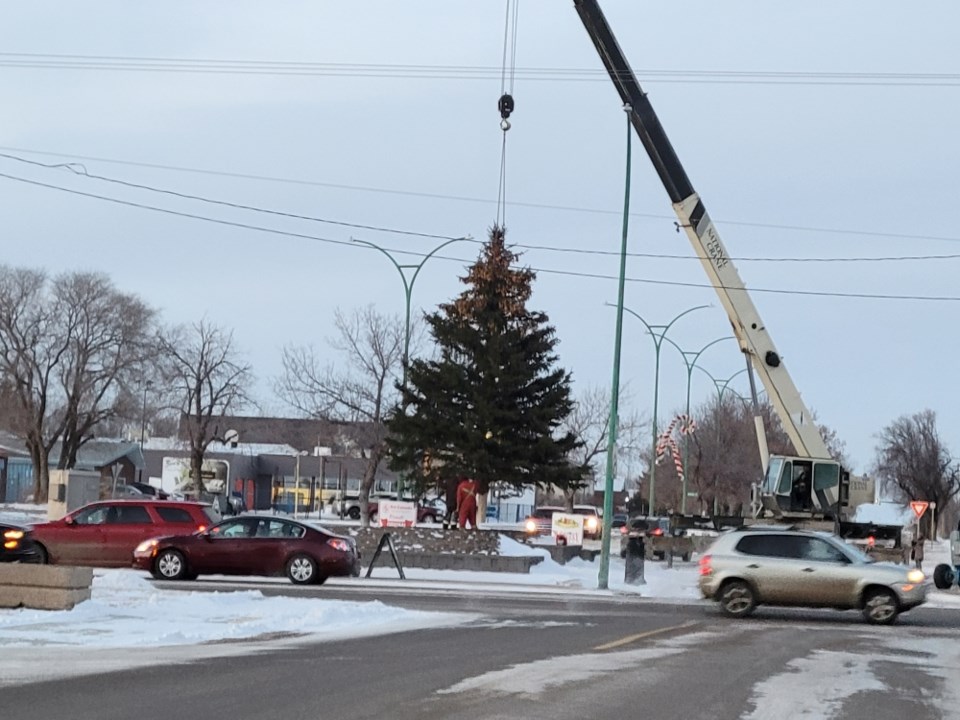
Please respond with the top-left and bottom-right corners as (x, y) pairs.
(799, 537), (848, 563)
(155, 507), (194, 523)
(72, 506), (111, 525)
(736, 534), (803, 559)
(109, 505), (152, 524)
(211, 519), (257, 538)
(255, 520), (305, 538)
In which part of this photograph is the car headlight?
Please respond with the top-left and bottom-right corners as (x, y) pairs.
(586, 518), (598, 530)
(135, 539), (159, 554)
(906, 569), (925, 584)
(525, 520), (537, 533)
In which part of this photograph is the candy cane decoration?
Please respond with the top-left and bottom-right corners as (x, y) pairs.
(655, 414), (697, 483)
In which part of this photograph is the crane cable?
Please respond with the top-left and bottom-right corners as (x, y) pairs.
(496, 0), (520, 229)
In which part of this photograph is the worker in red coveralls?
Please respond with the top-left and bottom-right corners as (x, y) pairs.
(456, 476), (479, 530)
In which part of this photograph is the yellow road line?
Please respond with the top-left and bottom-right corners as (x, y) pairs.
(592, 620), (700, 651)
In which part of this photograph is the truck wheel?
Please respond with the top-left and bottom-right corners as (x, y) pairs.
(718, 580), (756, 618)
(933, 563), (955, 590)
(862, 588), (899, 625)
(347, 507), (360, 520)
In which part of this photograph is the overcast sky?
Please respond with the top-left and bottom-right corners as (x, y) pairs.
(2, 1), (958, 475)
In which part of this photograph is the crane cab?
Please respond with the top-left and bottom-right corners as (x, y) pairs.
(760, 456), (845, 517)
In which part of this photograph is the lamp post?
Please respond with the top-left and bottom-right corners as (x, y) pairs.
(352, 235), (470, 499)
(615, 304), (709, 515)
(351, 235), (470, 390)
(660, 335), (736, 514)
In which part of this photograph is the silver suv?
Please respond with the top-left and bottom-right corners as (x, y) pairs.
(698, 527), (927, 625)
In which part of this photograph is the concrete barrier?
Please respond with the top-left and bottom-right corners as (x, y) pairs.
(0, 565), (93, 610)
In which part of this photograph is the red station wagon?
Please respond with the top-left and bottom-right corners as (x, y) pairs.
(28, 500), (219, 567)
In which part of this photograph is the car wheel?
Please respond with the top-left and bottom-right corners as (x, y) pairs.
(32, 543), (49, 564)
(347, 507), (360, 520)
(154, 549), (187, 580)
(933, 563), (955, 590)
(718, 580), (756, 618)
(681, 552), (692, 562)
(287, 554), (318, 585)
(862, 588), (899, 625)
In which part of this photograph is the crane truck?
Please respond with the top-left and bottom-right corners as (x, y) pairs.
(573, 1), (895, 544)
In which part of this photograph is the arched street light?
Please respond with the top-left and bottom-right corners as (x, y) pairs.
(660, 335), (737, 514)
(694, 365), (750, 406)
(352, 235), (470, 497)
(612, 303), (709, 515)
(351, 235), (471, 389)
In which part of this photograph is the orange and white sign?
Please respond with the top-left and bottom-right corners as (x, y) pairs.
(378, 500), (418, 527)
(551, 512), (584, 546)
(909, 501), (929, 519)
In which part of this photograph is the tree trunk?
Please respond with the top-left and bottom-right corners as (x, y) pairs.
(190, 449), (207, 498)
(30, 444), (50, 504)
(358, 445), (383, 528)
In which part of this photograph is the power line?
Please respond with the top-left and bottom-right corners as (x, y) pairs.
(1, 52), (959, 86)
(4, 145), (960, 252)
(1, 169), (958, 303)
(0, 152), (461, 242)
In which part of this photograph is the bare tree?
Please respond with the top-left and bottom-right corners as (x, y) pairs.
(276, 305), (405, 527)
(157, 320), (253, 497)
(0, 266), (155, 502)
(874, 409), (959, 537)
(559, 385), (646, 510)
(55, 272), (155, 469)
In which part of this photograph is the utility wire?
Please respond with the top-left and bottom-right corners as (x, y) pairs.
(1, 150), (957, 264)
(1, 169), (958, 303)
(0, 152), (460, 241)
(1, 53), (959, 86)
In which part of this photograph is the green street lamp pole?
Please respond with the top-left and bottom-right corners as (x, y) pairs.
(598, 106), (633, 591)
(614, 304), (708, 516)
(660, 335), (735, 514)
(352, 236), (470, 390)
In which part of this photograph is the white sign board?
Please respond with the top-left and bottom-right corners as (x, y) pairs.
(378, 500), (418, 528)
(551, 512), (584, 546)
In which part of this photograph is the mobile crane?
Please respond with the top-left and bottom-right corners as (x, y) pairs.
(573, 1), (879, 525)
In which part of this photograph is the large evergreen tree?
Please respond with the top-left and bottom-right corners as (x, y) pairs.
(387, 226), (581, 496)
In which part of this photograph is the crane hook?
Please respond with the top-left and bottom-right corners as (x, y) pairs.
(498, 93), (515, 130)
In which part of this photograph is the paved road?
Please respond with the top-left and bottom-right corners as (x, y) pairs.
(2, 582), (958, 719)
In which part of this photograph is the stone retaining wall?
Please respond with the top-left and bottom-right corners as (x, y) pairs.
(0, 565), (93, 610)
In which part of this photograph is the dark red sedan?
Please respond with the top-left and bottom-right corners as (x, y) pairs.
(133, 515), (361, 585)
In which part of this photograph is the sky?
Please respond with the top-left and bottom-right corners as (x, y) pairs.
(1, 2), (959, 474)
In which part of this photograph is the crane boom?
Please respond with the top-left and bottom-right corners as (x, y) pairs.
(573, 0), (831, 461)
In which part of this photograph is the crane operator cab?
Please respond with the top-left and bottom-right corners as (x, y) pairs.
(760, 456), (846, 517)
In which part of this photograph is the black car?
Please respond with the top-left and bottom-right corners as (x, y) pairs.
(0, 522), (45, 563)
(130, 482), (171, 500)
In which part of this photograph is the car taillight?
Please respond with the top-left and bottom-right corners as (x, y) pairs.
(652, 528), (664, 536)
(327, 538), (351, 552)
(620, 526), (628, 535)
(698, 555), (713, 576)
(197, 525), (207, 532)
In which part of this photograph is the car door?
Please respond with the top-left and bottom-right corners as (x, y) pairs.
(793, 536), (859, 607)
(58, 505), (112, 565)
(201, 518), (260, 574)
(101, 504), (157, 566)
(733, 534), (808, 604)
(251, 519), (301, 575)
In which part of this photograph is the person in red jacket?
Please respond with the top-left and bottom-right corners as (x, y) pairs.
(456, 476), (479, 530)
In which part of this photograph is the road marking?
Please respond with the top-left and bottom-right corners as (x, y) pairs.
(592, 620), (700, 651)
